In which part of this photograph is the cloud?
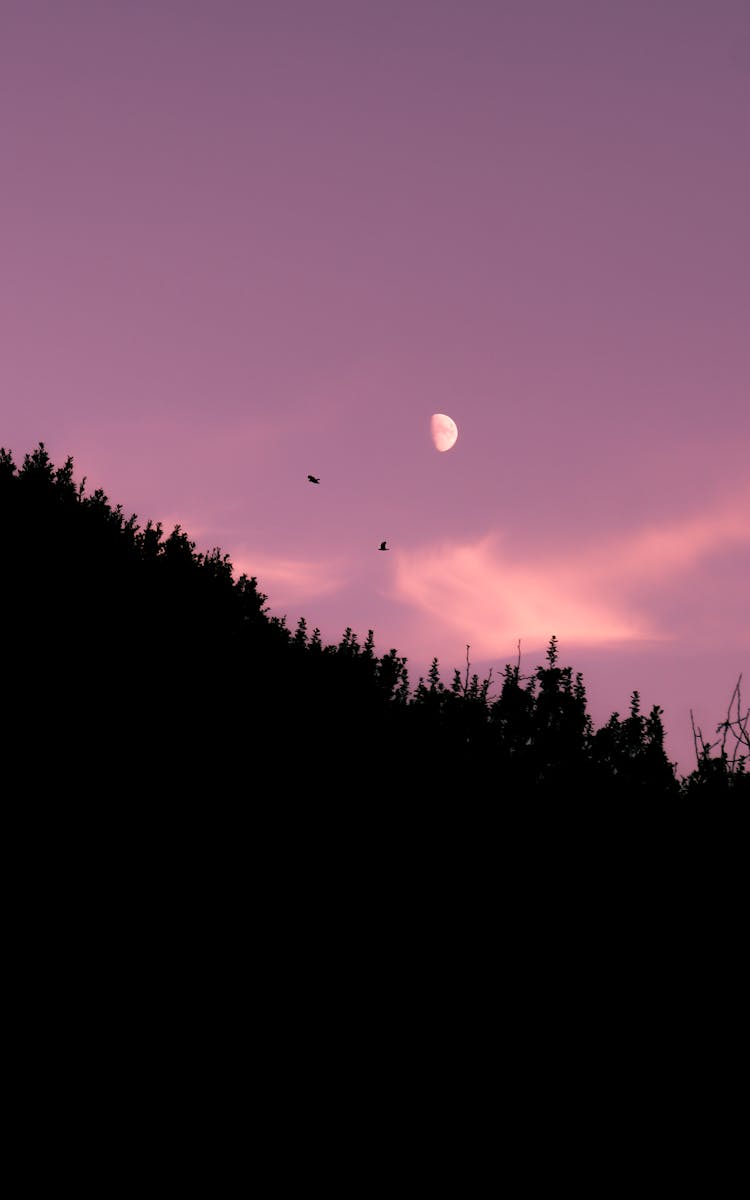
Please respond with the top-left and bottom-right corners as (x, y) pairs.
(153, 512), (214, 544)
(391, 535), (653, 655)
(618, 497), (750, 580)
(229, 550), (348, 604)
(390, 488), (750, 657)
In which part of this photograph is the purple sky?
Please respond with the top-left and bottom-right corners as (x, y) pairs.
(2, 0), (748, 779)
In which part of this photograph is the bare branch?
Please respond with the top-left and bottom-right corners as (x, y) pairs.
(693, 676), (749, 777)
(734, 675), (749, 753)
(691, 708), (720, 766)
(710, 674), (749, 770)
(690, 708), (702, 768)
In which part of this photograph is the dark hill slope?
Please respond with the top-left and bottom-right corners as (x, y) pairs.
(2, 443), (746, 800)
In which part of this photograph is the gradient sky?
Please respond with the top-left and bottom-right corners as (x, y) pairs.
(2, 0), (748, 779)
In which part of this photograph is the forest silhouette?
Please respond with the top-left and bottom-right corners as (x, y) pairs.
(2, 442), (747, 799)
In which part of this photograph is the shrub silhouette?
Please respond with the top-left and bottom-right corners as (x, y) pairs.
(1, 442), (745, 799)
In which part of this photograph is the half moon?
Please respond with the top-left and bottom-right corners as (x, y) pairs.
(431, 413), (458, 452)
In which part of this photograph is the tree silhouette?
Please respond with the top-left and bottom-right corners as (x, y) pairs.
(1, 442), (744, 800)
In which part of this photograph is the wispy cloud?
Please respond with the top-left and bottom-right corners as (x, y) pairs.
(390, 488), (750, 656)
(153, 512), (215, 544)
(229, 550), (349, 604)
(618, 497), (750, 579)
(391, 535), (652, 653)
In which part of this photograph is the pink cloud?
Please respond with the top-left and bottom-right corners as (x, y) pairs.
(390, 488), (750, 657)
(152, 512), (214, 544)
(230, 550), (348, 606)
(391, 535), (653, 655)
(618, 491), (750, 579)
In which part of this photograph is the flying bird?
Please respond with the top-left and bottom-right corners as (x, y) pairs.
(379, 541), (389, 551)
(307, 475), (320, 484)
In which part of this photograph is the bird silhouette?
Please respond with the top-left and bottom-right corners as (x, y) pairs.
(379, 541), (389, 551)
(307, 475), (320, 484)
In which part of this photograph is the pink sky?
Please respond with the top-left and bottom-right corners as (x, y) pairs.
(2, 0), (748, 779)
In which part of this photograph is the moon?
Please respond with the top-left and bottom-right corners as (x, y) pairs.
(431, 413), (458, 452)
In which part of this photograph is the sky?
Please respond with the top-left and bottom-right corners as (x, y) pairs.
(1, 0), (748, 780)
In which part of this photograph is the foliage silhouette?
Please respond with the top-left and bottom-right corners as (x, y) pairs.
(1, 443), (746, 799)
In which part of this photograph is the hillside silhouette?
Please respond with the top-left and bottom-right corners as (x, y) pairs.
(2, 443), (747, 799)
